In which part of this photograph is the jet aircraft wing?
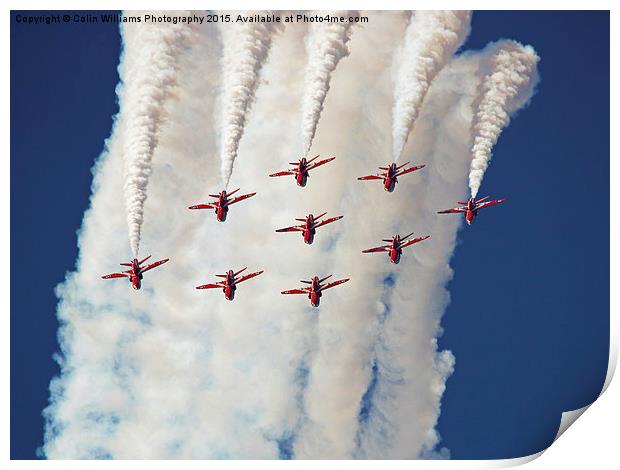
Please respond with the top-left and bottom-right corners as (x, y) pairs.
(236, 270), (264, 284)
(281, 288), (310, 295)
(229, 193), (256, 205)
(102, 272), (128, 279)
(400, 235), (430, 248)
(357, 174), (383, 181)
(196, 283), (224, 290)
(275, 225), (304, 232)
(362, 246), (389, 253)
(437, 207), (466, 214)
(476, 198), (507, 210)
(396, 164), (425, 176)
(140, 258), (169, 273)
(314, 215), (343, 228)
(269, 170), (295, 177)
(308, 156), (336, 170)
(321, 278), (350, 291)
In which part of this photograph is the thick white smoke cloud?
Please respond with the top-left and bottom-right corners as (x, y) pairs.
(121, 13), (194, 257)
(354, 55), (484, 458)
(391, 10), (471, 162)
(469, 40), (540, 198)
(42, 12), (539, 459)
(219, 12), (281, 187)
(300, 11), (357, 154)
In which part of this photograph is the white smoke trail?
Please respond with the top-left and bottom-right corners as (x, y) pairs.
(219, 12), (281, 187)
(121, 13), (194, 257)
(300, 11), (357, 154)
(43, 20), (316, 460)
(354, 55), (482, 458)
(391, 10), (471, 162)
(354, 45), (538, 458)
(290, 14), (410, 457)
(291, 37), (479, 459)
(469, 40), (540, 198)
(42, 20), (223, 459)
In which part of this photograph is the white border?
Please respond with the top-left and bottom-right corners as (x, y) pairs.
(4, 1), (617, 467)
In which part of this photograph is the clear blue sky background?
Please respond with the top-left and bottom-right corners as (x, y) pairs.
(10, 11), (609, 460)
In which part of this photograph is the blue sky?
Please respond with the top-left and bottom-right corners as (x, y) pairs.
(10, 11), (609, 459)
(437, 11), (609, 459)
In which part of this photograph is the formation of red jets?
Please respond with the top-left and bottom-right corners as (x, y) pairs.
(102, 156), (506, 305)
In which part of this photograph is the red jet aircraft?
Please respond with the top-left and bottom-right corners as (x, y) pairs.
(196, 267), (263, 301)
(269, 155), (335, 187)
(101, 256), (169, 290)
(188, 188), (256, 222)
(281, 275), (349, 307)
(437, 196), (507, 225)
(362, 232), (430, 264)
(357, 162), (425, 192)
(275, 212), (343, 245)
